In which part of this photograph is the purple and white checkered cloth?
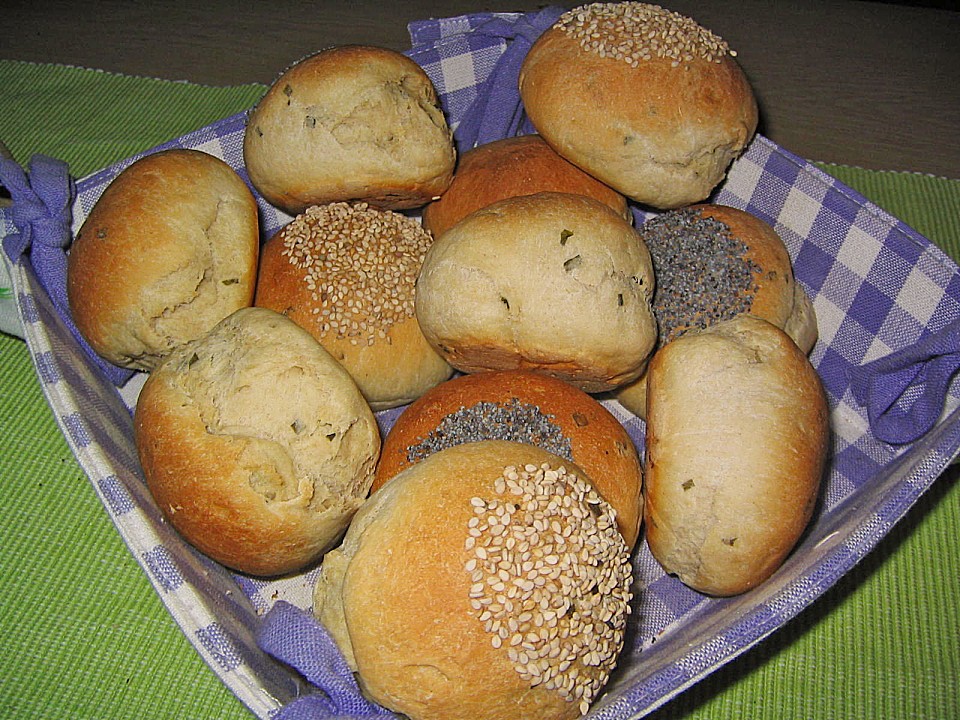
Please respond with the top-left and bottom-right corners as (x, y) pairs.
(2, 10), (959, 720)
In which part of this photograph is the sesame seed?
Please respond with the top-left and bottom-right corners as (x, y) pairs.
(465, 463), (633, 712)
(278, 202), (432, 344)
(557, 2), (734, 65)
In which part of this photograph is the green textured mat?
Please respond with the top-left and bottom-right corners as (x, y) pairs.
(1, 59), (958, 720)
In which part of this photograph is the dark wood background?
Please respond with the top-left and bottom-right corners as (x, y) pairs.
(6, 1), (959, 178)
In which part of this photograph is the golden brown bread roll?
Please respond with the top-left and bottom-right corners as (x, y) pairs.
(243, 45), (456, 214)
(67, 149), (259, 371)
(614, 204), (817, 418)
(519, 3), (758, 210)
(134, 307), (381, 577)
(255, 202), (453, 410)
(421, 134), (629, 237)
(415, 191), (657, 393)
(314, 440), (633, 720)
(373, 369), (644, 548)
(643, 315), (829, 596)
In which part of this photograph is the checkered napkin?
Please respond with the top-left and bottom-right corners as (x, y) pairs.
(2, 9), (960, 720)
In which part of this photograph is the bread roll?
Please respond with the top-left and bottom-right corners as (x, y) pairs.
(519, 3), (757, 210)
(243, 45), (456, 214)
(67, 149), (259, 371)
(421, 134), (629, 238)
(134, 307), (381, 577)
(614, 204), (817, 418)
(373, 369), (643, 548)
(314, 440), (633, 720)
(643, 315), (829, 596)
(255, 202), (453, 410)
(415, 191), (657, 393)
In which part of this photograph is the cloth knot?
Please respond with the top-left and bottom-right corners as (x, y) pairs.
(258, 601), (397, 719)
(451, 6), (566, 152)
(848, 317), (960, 444)
(1, 154), (74, 257)
(1, 154), (134, 386)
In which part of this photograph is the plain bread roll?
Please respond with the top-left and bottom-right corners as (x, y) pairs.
(643, 314), (829, 596)
(243, 45), (455, 214)
(415, 191), (657, 393)
(134, 307), (381, 576)
(421, 134), (629, 238)
(67, 148), (259, 371)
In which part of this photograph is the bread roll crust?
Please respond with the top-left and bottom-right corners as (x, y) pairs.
(68, 148), (259, 371)
(421, 134), (629, 238)
(255, 202), (453, 410)
(519, 7), (757, 209)
(615, 204), (818, 418)
(134, 307), (381, 577)
(314, 440), (632, 720)
(689, 204), (795, 330)
(643, 315), (829, 596)
(243, 45), (455, 214)
(373, 369), (644, 547)
(415, 191), (657, 392)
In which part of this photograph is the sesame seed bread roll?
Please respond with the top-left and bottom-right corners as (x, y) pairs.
(519, 3), (758, 210)
(134, 307), (381, 577)
(614, 204), (818, 419)
(255, 202), (453, 410)
(243, 45), (455, 215)
(67, 149), (259, 371)
(372, 369), (643, 548)
(421, 134), (629, 238)
(314, 440), (633, 720)
(644, 315), (829, 596)
(415, 191), (657, 393)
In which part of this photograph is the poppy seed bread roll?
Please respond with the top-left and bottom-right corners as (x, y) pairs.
(67, 148), (259, 371)
(373, 370), (644, 548)
(314, 440), (633, 720)
(614, 204), (817, 418)
(643, 315), (829, 596)
(243, 45), (456, 214)
(519, 3), (758, 209)
(415, 191), (657, 393)
(134, 307), (381, 577)
(421, 134), (629, 238)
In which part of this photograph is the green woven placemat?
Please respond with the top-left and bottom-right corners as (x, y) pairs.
(815, 162), (960, 263)
(1, 59), (958, 720)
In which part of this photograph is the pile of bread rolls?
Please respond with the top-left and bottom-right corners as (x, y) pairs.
(63, 4), (832, 719)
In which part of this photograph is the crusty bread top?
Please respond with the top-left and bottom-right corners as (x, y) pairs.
(68, 148), (259, 370)
(134, 307), (380, 576)
(519, 4), (757, 209)
(421, 134), (629, 237)
(243, 45), (456, 214)
(647, 204), (797, 343)
(415, 191), (658, 392)
(314, 440), (632, 720)
(643, 315), (829, 596)
(373, 369), (644, 547)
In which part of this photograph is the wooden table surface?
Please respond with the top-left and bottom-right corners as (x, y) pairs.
(6, 0), (960, 179)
